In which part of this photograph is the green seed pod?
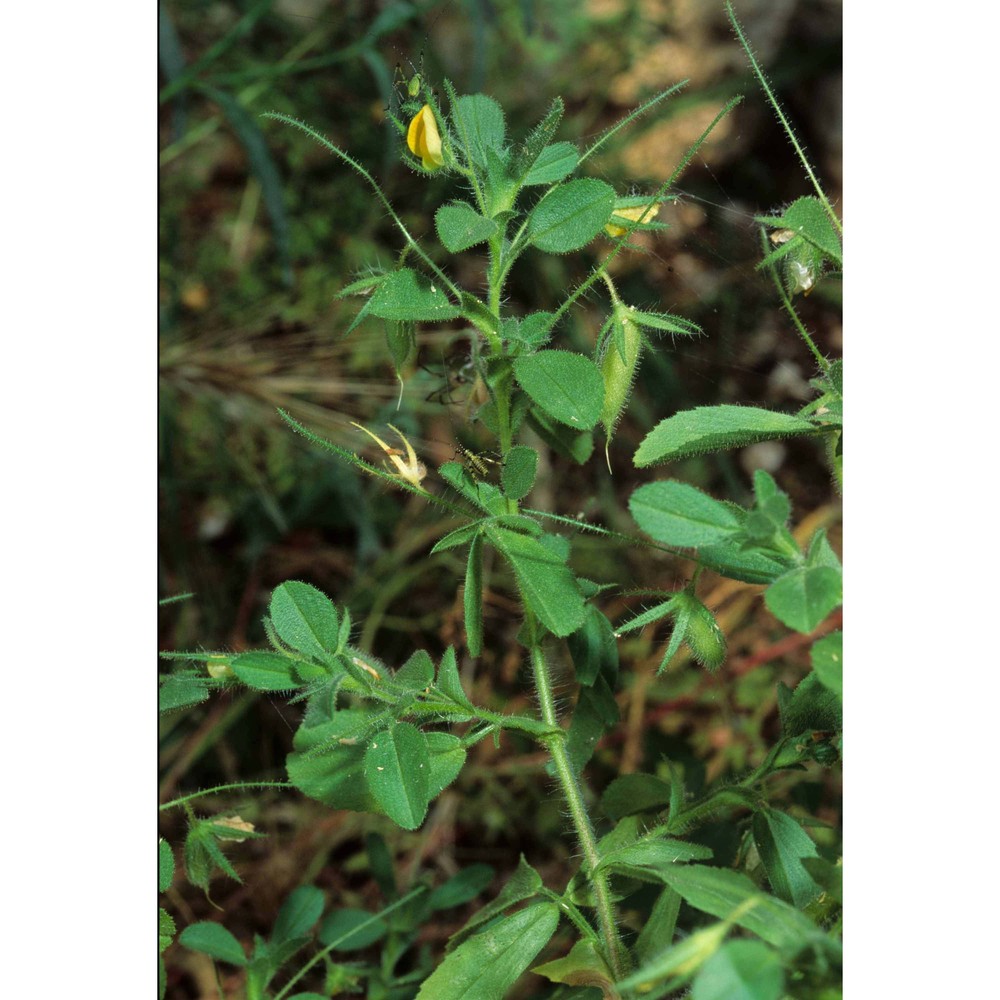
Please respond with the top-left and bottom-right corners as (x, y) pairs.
(599, 307), (642, 465)
(674, 591), (726, 672)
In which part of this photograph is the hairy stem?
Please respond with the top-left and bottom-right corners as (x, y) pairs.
(529, 638), (626, 979)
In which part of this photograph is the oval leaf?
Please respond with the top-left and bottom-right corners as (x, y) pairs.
(485, 524), (585, 637)
(231, 651), (299, 692)
(179, 922), (247, 966)
(514, 350), (604, 430)
(272, 885), (325, 945)
(270, 581), (340, 658)
(635, 405), (819, 468)
(364, 723), (431, 830)
(369, 268), (460, 322)
(523, 141), (578, 186)
(501, 445), (538, 500)
(811, 630), (842, 699)
(765, 565), (842, 633)
(526, 178), (615, 252)
(435, 201), (498, 252)
(630, 481), (740, 547)
(415, 902), (559, 999)
(426, 731), (467, 797)
(450, 94), (506, 167)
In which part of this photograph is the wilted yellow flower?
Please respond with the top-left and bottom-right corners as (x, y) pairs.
(605, 203), (659, 238)
(214, 815), (255, 842)
(406, 104), (444, 170)
(351, 422), (427, 489)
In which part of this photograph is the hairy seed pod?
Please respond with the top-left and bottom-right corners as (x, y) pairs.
(599, 308), (642, 465)
(676, 591), (727, 671)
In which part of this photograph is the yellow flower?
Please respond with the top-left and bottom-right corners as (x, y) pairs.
(605, 203), (659, 238)
(351, 422), (428, 489)
(406, 104), (445, 170)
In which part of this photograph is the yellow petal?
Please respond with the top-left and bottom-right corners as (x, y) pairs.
(407, 104), (444, 170)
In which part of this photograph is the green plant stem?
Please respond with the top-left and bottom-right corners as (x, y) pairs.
(760, 231), (830, 374)
(159, 781), (294, 811)
(528, 638), (626, 979)
(726, 0), (842, 236)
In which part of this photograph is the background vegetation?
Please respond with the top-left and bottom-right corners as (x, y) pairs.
(159, 1), (842, 996)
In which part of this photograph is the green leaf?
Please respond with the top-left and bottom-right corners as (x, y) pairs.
(158, 675), (210, 714)
(505, 311), (556, 348)
(231, 651), (300, 692)
(450, 855), (544, 947)
(691, 940), (785, 1000)
(512, 99), (566, 181)
(179, 922), (247, 966)
(395, 649), (435, 690)
(695, 541), (795, 586)
(318, 908), (388, 950)
(758, 195), (843, 268)
(272, 885), (325, 945)
(158, 840), (174, 893)
(601, 774), (673, 820)
(629, 308), (702, 337)
(485, 524), (586, 636)
(428, 864), (495, 911)
(450, 94), (506, 168)
(287, 720), (376, 813)
(532, 939), (614, 990)
(567, 607), (618, 687)
(566, 681), (619, 772)
(364, 723), (431, 830)
(636, 886), (682, 964)
(652, 864), (825, 953)
(514, 350), (604, 430)
(811, 630), (843, 699)
(436, 646), (475, 712)
(431, 522), (483, 553)
(630, 481), (740, 547)
(464, 534), (484, 657)
(369, 268), (460, 322)
(778, 672), (843, 738)
(159, 907), (176, 953)
(635, 406), (819, 467)
(618, 920), (729, 995)
(526, 178), (615, 252)
(386, 320), (415, 376)
(435, 201), (499, 252)
(752, 808), (821, 908)
(765, 566), (842, 633)
(501, 445), (538, 500)
(416, 903), (559, 999)
(522, 141), (579, 186)
(597, 837), (714, 881)
(270, 582), (340, 658)
(527, 407), (594, 464)
(426, 732), (467, 797)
